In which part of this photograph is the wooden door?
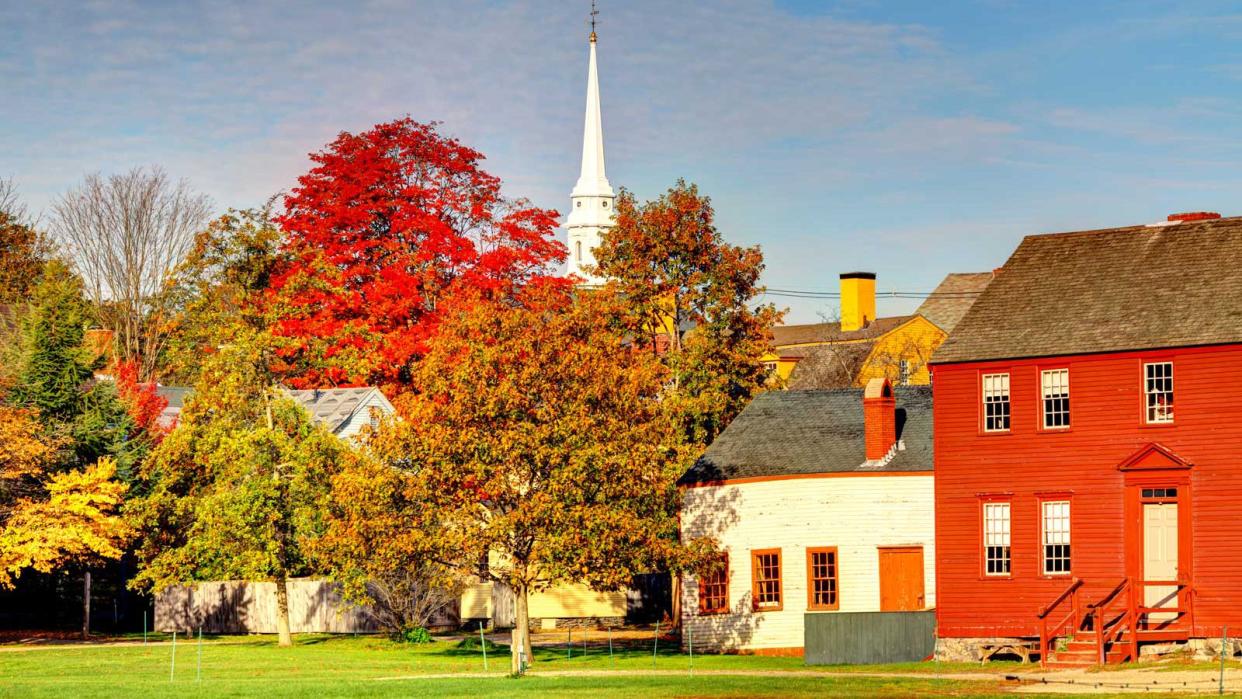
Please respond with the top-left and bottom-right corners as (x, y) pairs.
(1143, 502), (1179, 620)
(878, 546), (925, 611)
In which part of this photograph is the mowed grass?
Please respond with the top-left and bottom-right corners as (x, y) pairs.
(0, 633), (1016, 698)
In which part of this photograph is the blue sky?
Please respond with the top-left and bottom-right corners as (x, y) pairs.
(3, 1), (1240, 322)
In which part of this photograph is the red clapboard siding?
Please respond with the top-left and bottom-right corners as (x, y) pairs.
(933, 343), (1242, 639)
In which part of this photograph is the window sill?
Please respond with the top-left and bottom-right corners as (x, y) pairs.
(1139, 422), (1176, 429)
(978, 430), (1013, 437)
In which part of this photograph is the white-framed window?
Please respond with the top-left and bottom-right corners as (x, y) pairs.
(1145, 362), (1174, 423)
(575, 240), (583, 261)
(899, 359), (911, 385)
(1041, 369), (1070, 429)
(982, 373), (1011, 432)
(983, 502), (1011, 576)
(1041, 500), (1071, 575)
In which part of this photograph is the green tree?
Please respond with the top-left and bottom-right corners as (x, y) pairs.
(160, 206), (283, 385)
(8, 261), (140, 476)
(390, 283), (703, 671)
(128, 330), (345, 647)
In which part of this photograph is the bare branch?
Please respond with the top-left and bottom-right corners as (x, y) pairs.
(51, 166), (212, 380)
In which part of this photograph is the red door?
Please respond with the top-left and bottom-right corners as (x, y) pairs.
(878, 546), (925, 611)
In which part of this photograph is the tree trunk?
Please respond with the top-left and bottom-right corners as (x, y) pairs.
(670, 573), (682, 630)
(511, 583), (530, 674)
(81, 571), (91, 640)
(274, 575), (293, 647)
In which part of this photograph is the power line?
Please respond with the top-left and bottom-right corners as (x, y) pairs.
(760, 288), (984, 300)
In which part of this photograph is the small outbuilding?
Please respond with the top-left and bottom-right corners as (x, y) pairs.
(678, 379), (935, 656)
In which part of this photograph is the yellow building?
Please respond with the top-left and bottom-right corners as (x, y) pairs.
(460, 580), (627, 630)
(767, 271), (991, 389)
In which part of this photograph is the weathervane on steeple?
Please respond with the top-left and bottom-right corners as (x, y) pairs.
(589, 0), (599, 42)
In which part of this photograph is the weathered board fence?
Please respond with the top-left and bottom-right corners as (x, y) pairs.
(155, 579), (455, 634)
(804, 611), (936, 665)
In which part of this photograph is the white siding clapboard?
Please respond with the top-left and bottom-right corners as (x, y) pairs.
(336, 390), (395, 443)
(680, 474), (935, 652)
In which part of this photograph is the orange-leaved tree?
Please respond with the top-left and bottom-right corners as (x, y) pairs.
(593, 179), (781, 447)
(390, 282), (705, 672)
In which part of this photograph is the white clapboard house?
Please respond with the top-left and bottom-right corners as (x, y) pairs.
(678, 378), (935, 655)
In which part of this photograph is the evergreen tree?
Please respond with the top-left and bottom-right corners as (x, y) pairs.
(9, 261), (140, 476)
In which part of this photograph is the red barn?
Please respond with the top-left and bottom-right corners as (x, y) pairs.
(930, 213), (1242, 666)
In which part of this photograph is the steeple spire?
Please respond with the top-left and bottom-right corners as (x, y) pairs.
(566, 1), (615, 286)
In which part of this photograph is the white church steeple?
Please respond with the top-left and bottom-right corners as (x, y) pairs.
(565, 5), (614, 286)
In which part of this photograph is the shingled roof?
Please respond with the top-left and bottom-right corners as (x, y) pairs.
(770, 315), (915, 347)
(678, 386), (932, 485)
(785, 342), (876, 389)
(933, 216), (1242, 364)
(915, 272), (994, 332)
(284, 387), (391, 434)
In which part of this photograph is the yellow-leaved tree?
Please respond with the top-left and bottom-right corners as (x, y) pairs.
(0, 407), (131, 597)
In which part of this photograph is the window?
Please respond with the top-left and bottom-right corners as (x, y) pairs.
(751, 549), (783, 611)
(1145, 362), (1174, 423)
(1142, 488), (1177, 499)
(575, 240), (582, 261)
(697, 554), (728, 615)
(983, 502), (1011, 576)
(806, 547), (839, 610)
(1041, 369), (1070, 428)
(1041, 500), (1071, 575)
(368, 406), (382, 430)
(899, 359), (911, 385)
(982, 373), (1011, 432)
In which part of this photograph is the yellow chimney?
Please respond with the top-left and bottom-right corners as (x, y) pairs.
(840, 272), (876, 332)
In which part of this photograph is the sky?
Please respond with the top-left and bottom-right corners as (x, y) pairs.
(3, 0), (1241, 323)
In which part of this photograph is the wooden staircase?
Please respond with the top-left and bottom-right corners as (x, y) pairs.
(1037, 577), (1192, 668)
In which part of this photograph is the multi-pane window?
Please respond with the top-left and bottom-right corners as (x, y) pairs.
(1041, 369), (1070, 429)
(1145, 362), (1174, 423)
(1042, 500), (1071, 575)
(983, 502), (1011, 576)
(983, 373), (1011, 432)
(807, 548), (839, 610)
(899, 359), (911, 385)
(697, 554), (729, 615)
(751, 549), (783, 611)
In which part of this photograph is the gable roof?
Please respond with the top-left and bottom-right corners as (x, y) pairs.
(154, 386), (395, 434)
(770, 315), (914, 347)
(284, 387), (394, 434)
(678, 386), (932, 485)
(785, 342), (876, 389)
(915, 272), (994, 332)
(933, 216), (1242, 364)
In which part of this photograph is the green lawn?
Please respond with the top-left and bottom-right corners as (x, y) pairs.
(0, 633), (1199, 698)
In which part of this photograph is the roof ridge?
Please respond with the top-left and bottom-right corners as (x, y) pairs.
(1022, 215), (1242, 242)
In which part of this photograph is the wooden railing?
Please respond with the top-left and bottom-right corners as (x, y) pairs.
(1037, 577), (1083, 668)
(1133, 579), (1193, 629)
(1087, 579), (1135, 664)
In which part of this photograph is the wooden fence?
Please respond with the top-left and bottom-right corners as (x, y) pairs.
(155, 579), (455, 634)
(804, 611), (936, 665)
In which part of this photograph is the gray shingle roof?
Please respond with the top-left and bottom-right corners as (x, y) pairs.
(678, 387), (933, 485)
(932, 216), (1242, 364)
(915, 272), (994, 333)
(785, 342), (876, 389)
(284, 387), (384, 433)
(770, 315), (915, 347)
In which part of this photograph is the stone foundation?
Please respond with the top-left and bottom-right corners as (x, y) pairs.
(530, 616), (625, 631)
(1187, 638), (1242, 661)
(934, 637), (1035, 662)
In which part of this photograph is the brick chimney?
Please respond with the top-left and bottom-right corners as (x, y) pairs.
(840, 272), (876, 332)
(863, 377), (897, 462)
(1167, 212), (1221, 222)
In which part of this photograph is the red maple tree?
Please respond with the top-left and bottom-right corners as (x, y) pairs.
(112, 359), (169, 437)
(266, 119), (567, 391)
